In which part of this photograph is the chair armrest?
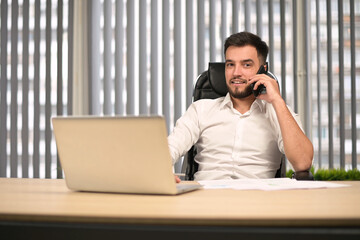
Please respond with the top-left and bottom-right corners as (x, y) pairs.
(292, 170), (314, 181)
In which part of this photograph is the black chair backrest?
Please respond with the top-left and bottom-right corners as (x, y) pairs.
(184, 62), (227, 180)
(193, 62), (227, 101)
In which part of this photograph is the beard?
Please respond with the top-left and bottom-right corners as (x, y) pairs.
(227, 84), (253, 99)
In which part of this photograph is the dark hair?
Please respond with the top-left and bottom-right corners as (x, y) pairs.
(224, 32), (269, 64)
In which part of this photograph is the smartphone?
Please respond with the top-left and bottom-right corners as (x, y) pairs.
(251, 63), (268, 97)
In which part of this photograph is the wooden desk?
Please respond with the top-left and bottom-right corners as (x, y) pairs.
(1, 178), (360, 240)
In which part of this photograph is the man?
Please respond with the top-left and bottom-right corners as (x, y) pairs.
(168, 32), (313, 182)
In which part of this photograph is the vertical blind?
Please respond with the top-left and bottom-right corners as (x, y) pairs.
(0, 0), (359, 178)
(0, 0), (73, 178)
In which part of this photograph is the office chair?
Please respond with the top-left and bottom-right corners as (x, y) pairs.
(181, 62), (314, 181)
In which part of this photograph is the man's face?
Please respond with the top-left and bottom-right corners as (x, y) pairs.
(224, 45), (261, 99)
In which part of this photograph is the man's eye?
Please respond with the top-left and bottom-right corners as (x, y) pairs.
(226, 63), (234, 67)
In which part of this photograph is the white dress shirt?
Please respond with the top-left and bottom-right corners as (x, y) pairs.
(167, 93), (303, 180)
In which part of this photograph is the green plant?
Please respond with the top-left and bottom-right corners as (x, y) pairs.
(286, 167), (360, 181)
(286, 169), (294, 179)
(314, 168), (360, 181)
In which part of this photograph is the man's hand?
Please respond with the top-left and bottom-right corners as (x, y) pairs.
(249, 74), (281, 103)
(175, 175), (181, 183)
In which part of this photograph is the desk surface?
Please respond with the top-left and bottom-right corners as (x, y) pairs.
(1, 178), (360, 227)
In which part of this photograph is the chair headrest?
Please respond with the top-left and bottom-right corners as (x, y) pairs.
(208, 62), (228, 96)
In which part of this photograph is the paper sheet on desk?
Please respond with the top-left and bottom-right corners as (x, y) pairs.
(198, 178), (350, 191)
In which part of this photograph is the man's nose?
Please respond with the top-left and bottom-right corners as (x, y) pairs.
(233, 65), (242, 76)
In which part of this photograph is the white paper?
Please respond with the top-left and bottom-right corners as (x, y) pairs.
(198, 178), (350, 191)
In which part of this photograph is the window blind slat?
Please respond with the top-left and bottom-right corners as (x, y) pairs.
(221, 0), (227, 50)
(22, 0), (30, 178)
(57, 0), (64, 117)
(88, 0), (101, 115)
(293, 0), (298, 112)
(127, 0), (135, 115)
(0, 0), (9, 177)
(115, 0), (124, 115)
(304, 0), (311, 140)
(45, 0), (52, 178)
(162, 0), (170, 131)
(174, 0), (183, 173)
(151, 0), (159, 114)
(327, 0), (334, 169)
(104, 0), (112, 115)
(315, 0), (322, 168)
(268, 0), (274, 72)
(186, 0), (194, 108)
(209, 0), (216, 61)
(256, 0), (263, 37)
(139, 0), (147, 115)
(232, 0), (239, 33)
(280, 0), (286, 101)
(174, 0), (182, 122)
(245, 0), (251, 31)
(338, 0), (345, 169)
(197, 0), (205, 73)
(350, 0), (357, 169)
(68, 0), (74, 116)
(11, 0), (19, 178)
(57, 0), (64, 179)
(33, 0), (41, 178)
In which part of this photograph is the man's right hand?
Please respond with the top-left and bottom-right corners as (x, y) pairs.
(175, 175), (181, 183)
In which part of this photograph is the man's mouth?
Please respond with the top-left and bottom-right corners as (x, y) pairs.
(231, 78), (247, 85)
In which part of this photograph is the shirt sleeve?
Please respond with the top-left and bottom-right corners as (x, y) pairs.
(264, 102), (304, 154)
(167, 103), (201, 165)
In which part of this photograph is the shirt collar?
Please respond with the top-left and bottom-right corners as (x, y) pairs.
(220, 93), (265, 113)
(220, 93), (232, 109)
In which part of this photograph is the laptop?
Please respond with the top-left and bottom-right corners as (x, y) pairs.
(52, 116), (201, 195)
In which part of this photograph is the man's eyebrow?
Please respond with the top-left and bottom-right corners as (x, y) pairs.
(225, 59), (254, 63)
(241, 59), (254, 63)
